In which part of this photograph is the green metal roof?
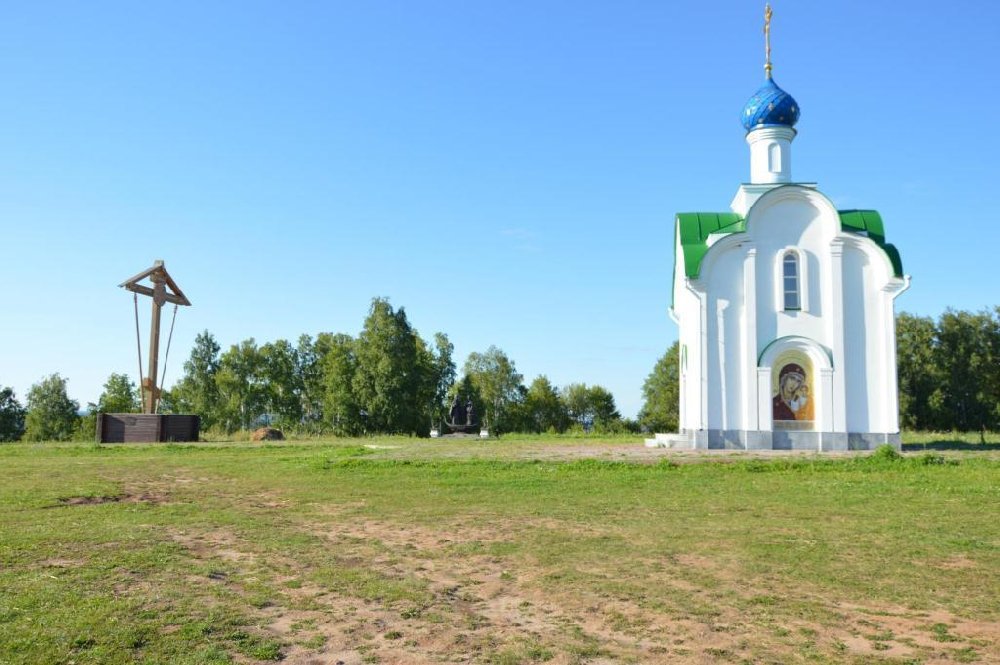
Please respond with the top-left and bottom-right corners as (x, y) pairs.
(838, 210), (885, 242)
(836, 210), (904, 278)
(675, 213), (745, 279)
(673, 209), (904, 282)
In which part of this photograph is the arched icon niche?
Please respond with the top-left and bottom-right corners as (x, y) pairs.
(771, 349), (814, 430)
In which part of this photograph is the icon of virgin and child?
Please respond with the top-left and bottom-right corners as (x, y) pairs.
(772, 352), (814, 424)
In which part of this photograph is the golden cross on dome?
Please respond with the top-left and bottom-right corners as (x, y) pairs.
(764, 3), (773, 78)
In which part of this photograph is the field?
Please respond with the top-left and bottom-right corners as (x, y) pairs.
(1, 436), (998, 664)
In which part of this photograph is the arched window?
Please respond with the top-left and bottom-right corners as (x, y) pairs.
(782, 251), (800, 310)
(768, 142), (782, 173)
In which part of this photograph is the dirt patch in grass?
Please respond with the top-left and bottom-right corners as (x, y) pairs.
(933, 554), (979, 570)
(168, 516), (999, 663)
(830, 604), (1000, 661)
(51, 492), (171, 507)
(39, 557), (85, 568)
(170, 528), (257, 566)
(257, 517), (998, 664)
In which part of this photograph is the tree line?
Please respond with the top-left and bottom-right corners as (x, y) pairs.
(0, 298), (635, 441)
(896, 308), (1000, 432)
(2, 305), (997, 442)
(163, 298), (633, 436)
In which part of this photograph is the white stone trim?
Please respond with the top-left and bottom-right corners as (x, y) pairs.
(819, 367), (835, 436)
(716, 299), (729, 432)
(879, 275), (910, 433)
(684, 279), (709, 431)
(743, 247), (759, 430)
(679, 343), (687, 433)
(730, 182), (818, 217)
(757, 367), (772, 431)
(828, 238), (848, 432)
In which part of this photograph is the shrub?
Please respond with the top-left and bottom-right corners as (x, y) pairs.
(870, 444), (902, 462)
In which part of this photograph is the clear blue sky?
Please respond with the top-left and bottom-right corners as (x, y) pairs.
(2, 1), (998, 418)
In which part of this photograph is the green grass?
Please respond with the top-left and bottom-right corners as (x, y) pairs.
(902, 429), (1000, 451)
(0, 436), (997, 663)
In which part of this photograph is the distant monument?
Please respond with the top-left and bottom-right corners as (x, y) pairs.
(443, 394), (478, 435)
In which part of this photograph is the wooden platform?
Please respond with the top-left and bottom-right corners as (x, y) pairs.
(96, 414), (200, 443)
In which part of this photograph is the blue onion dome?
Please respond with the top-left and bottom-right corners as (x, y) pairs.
(741, 77), (800, 131)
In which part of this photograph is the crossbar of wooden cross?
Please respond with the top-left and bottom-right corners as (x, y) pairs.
(120, 261), (191, 306)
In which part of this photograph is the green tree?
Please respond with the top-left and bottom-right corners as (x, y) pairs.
(410, 332), (457, 430)
(987, 306), (1000, 430)
(260, 338), (303, 429)
(216, 339), (267, 432)
(296, 334), (324, 426)
(0, 386), (26, 442)
(562, 383), (621, 431)
(639, 342), (680, 433)
(562, 383), (591, 429)
(895, 313), (941, 430)
(587, 385), (621, 429)
(320, 333), (363, 435)
(24, 374), (80, 442)
(428, 332), (456, 424)
(463, 346), (524, 433)
(96, 373), (141, 414)
(170, 330), (222, 428)
(352, 298), (424, 434)
(521, 375), (569, 433)
(934, 309), (997, 432)
(503, 384), (533, 432)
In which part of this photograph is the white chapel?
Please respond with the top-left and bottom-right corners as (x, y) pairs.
(657, 6), (910, 451)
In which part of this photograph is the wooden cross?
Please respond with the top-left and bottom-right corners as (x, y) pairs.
(120, 260), (191, 414)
